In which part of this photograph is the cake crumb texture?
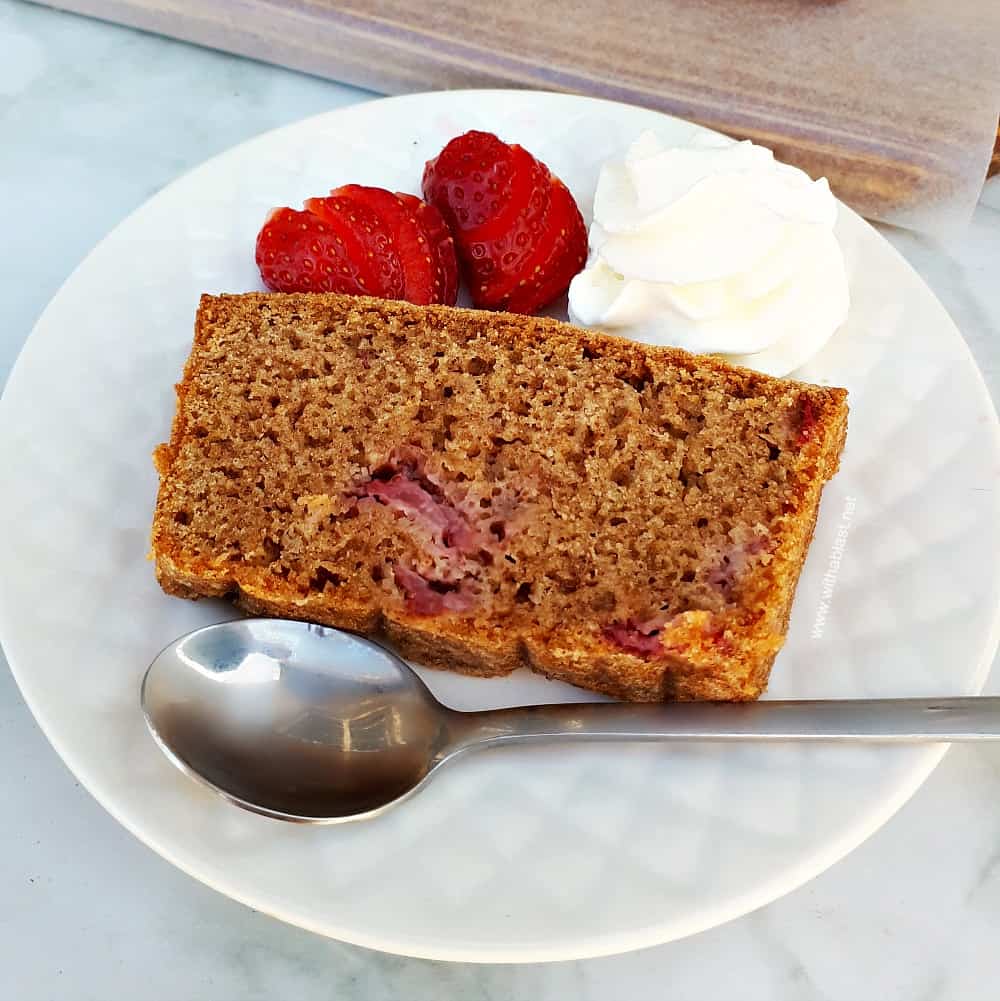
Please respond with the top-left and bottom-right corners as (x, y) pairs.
(152, 293), (848, 701)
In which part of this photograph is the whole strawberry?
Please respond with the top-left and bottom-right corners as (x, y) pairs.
(423, 131), (587, 314)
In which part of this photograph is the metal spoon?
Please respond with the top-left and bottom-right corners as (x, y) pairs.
(141, 618), (1000, 824)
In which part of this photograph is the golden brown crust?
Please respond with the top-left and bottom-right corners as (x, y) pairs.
(152, 292), (848, 701)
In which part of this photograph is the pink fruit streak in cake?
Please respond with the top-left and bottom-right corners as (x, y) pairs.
(602, 613), (672, 659)
(797, 397), (819, 445)
(362, 475), (480, 554)
(392, 565), (476, 615)
(355, 447), (500, 560)
(355, 447), (515, 616)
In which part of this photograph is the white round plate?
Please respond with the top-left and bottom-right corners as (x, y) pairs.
(1, 91), (998, 963)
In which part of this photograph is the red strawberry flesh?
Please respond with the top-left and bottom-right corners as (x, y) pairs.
(304, 194), (404, 299)
(422, 130), (517, 233)
(256, 207), (377, 295)
(398, 192), (459, 306)
(504, 179), (587, 314)
(331, 185), (438, 305)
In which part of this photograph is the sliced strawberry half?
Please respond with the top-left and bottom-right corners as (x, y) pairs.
(304, 194), (404, 299)
(256, 207), (383, 295)
(398, 193), (459, 306)
(423, 131), (587, 314)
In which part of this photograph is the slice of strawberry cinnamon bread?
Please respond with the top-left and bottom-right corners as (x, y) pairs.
(152, 292), (847, 701)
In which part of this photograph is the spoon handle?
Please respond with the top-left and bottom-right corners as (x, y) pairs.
(446, 697), (1000, 749)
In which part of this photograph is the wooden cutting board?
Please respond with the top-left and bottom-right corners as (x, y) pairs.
(33, 0), (1000, 231)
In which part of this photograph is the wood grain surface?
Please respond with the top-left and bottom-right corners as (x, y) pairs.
(32, 0), (1000, 231)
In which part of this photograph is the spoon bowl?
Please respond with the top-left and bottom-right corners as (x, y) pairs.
(142, 619), (450, 821)
(143, 619), (1000, 824)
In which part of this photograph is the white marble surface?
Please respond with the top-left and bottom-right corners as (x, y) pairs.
(2, 2), (999, 997)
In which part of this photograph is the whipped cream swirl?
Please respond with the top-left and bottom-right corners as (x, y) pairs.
(568, 131), (849, 376)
